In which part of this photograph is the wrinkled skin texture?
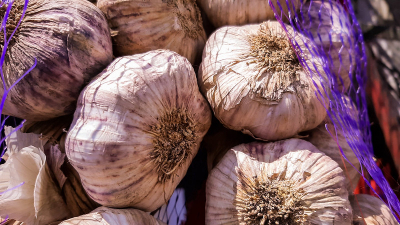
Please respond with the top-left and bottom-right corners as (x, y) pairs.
(1, 0), (113, 121)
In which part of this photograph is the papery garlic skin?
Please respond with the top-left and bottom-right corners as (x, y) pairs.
(0, 0), (113, 121)
(60, 207), (166, 225)
(301, 1), (354, 90)
(350, 194), (399, 225)
(97, 0), (206, 64)
(199, 21), (327, 141)
(0, 127), (71, 225)
(206, 139), (352, 225)
(306, 119), (360, 193)
(197, 0), (301, 28)
(66, 50), (212, 211)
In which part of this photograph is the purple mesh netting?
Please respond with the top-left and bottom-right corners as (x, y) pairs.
(269, 0), (400, 221)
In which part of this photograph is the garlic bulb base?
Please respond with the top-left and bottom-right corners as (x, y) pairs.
(236, 171), (307, 224)
(150, 108), (197, 183)
(0, 1), (23, 44)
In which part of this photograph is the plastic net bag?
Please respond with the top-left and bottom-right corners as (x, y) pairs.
(268, 0), (400, 222)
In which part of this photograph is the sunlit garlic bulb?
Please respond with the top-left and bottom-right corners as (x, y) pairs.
(199, 21), (327, 141)
(206, 139), (352, 224)
(66, 50), (212, 211)
(97, 0), (206, 64)
(59, 207), (166, 225)
(350, 194), (399, 225)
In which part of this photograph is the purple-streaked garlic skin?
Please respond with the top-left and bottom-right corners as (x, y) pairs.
(1, 0), (113, 121)
(66, 50), (212, 212)
(97, 0), (206, 64)
(206, 139), (352, 225)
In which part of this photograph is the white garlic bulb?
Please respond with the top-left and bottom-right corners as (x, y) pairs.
(97, 0), (206, 64)
(350, 194), (399, 225)
(59, 207), (166, 225)
(1, 0), (113, 121)
(199, 21), (327, 141)
(66, 50), (212, 211)
(0, 127), (70, 225)
(206, 139), (352, 224)
(197, 0), (301, 28)
(301, 1), (354, 90)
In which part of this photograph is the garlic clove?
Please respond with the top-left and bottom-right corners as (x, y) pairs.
(97, 0), (206, 64)
(0, 128), (71, 224)
(199, 21), (327, 141)
(1, 0), (113, 121)
(66, 50), (212, 211)
(206, 139), (352, 224)
(0, 145), (71, 225)
(350, 194), (399, 225)
(197, 0), (302, 28)
(59, 206), (166, 225)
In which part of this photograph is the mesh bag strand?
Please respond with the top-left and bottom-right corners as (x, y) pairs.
(269, 0), (400, 222)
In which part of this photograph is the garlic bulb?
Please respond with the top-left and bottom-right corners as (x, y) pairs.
(59, 207), (166, 225)
(97, 0), (206, 64)
(0, 0), (113, 121)
(197, 0), (301, 28)
(301, 1), (354, 90)
(0, 127), (70, 225)
(206, 139), (352, 224)
(199, 21), (327, 141)
(66, 50), (212, 211)
(350, 194), (399, 225)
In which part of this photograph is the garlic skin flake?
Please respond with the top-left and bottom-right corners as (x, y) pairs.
(197, 0), (301, 28)
(0, 126), (70, 225)
(66, 50), (212, 211)
(206, 139), (352, 225)
(199, 21), (327, 141)
(59, 207), (166, 225)
(97, 0), (206, 64)
(350, 194), (399, 225)
(0, 0), (113, 121)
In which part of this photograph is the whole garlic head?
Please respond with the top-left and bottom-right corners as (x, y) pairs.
(97, 0), (206, 64)
(66, 50), (212, 211)
(59, 207), (166, 225)
(350, 194), (399, 225)
(197, 0), (301, 28)
(0, 0), (113, 121)
(199, 21), (327, 141)
(206, 139), (352, 224)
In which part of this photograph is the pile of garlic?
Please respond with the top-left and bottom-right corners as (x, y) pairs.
(0, 0), (396, 224)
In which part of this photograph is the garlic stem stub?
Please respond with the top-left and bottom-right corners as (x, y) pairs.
(206, 139), (352, 224)
(350, 194), (399, 225)
(66, 50), (212, 211)
(199, 21), (328, 141)
(97, 0), (206, 64)
(196, 0), (301, 28)
(0, 0), (113, 121)
(59, 207), (166, 225)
